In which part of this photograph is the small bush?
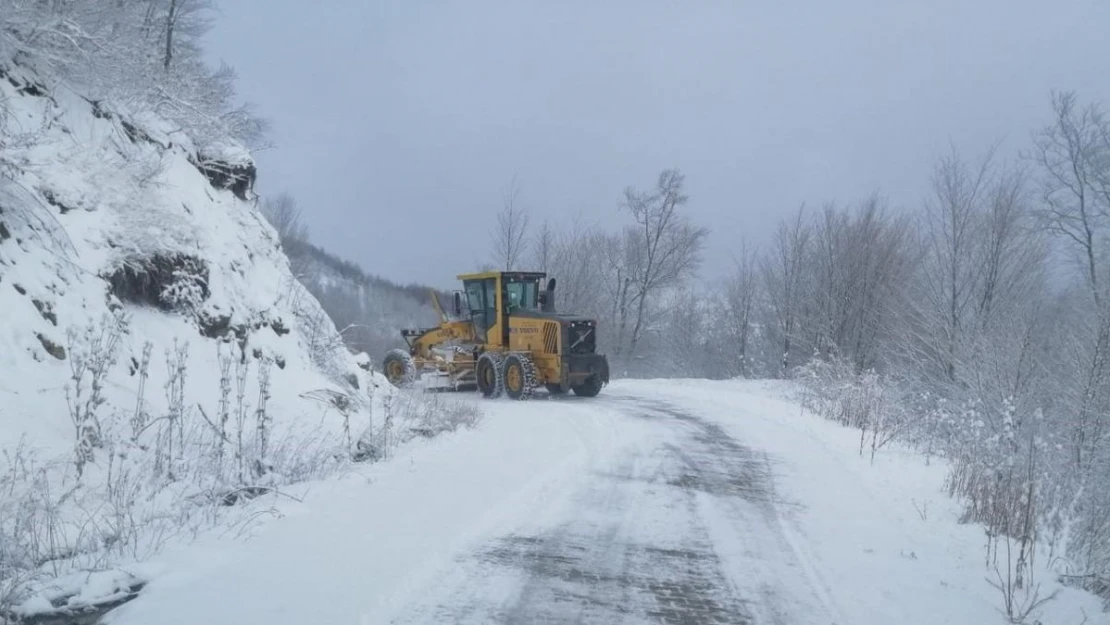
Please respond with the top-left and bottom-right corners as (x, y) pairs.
(402, 394), (482, 439)
(795, 355), (916, 463)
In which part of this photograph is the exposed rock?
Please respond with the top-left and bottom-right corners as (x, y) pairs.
(190, 156), (256, 202)
(36, 333), (66, 360)
(197, 312), (232, 339)
(271, 318), (290, 336)
(32, 299), (57, 326)
(105, 254), (210, 311)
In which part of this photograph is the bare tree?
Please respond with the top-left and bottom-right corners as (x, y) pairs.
(155, 0), (214, 70)
(976, 163), (1046, 328)
(605, 226), (639, 356)
(546, 215), (610, 327)
(260, 192), (308, 245)
(724, 240), (759, 377)
(1032, 91), (1108, 305)
(491, 177), (530, 270)
(163, 0), (179, 69)
(1031, 91), (1110, 470)
(761, 205), (811, 376)
(806, 195), (915, 372)
(531, 219), (554, 274)
(921, 145), (995, 383)
(620, 169), (708, 356)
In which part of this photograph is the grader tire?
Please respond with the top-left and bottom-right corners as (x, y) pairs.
(572, 374), (604, 398)
(476, 352), (505, 398)
(503, 354), (538, 400)
(383, 349), (417, 388)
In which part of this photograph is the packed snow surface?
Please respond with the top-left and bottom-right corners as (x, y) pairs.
(103, 380), (1108, 625)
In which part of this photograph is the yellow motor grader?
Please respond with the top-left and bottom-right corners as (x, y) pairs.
(381, 271), (609, 399)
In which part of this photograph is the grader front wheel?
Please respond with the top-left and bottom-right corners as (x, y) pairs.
(383, 349), (417, 387)
(476, 352), (504, 398)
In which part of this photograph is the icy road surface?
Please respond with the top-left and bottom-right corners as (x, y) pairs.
(106, 380), (1105, 625)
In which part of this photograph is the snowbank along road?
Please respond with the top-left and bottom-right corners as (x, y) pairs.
(106, 380), (1107, 625)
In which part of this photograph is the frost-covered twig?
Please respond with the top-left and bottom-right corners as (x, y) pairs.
(234, 348), (250, 484)
(65, 312), (129, 477)
(215, 344), (233, 477)
(157, 339), (188, 481)
(254, 356), (272, 475)
(130, 341), (153, 442)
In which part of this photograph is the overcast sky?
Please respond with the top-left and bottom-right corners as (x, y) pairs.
(205, 0), (1110, 291)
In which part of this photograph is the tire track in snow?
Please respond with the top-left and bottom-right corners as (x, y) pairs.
(627, 398), (847, 625)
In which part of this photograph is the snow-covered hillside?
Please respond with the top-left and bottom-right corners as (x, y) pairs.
(0, 59), (378, 452)
(0, 58), (407, 619)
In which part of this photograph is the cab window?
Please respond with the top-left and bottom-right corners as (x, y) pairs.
(464, 279), (498, 336)
(505, 279), (538, 311)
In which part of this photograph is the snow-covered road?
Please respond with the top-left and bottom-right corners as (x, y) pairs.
(390, 394), (832, 625)
(105, 380), (1107, 625)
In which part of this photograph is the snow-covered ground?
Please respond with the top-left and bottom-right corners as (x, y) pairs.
(100, 379), (1108, 625)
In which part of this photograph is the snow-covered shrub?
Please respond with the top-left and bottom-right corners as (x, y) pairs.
(0, 343), (380, 617)
(794, 354), (916, 462)
(401, 393), (482, 439)
(0, 443), (57, 617)
(65, 312), (130, 476)
(355, 390), (482, 462)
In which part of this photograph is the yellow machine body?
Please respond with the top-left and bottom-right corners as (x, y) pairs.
(383, 271), (609, 398)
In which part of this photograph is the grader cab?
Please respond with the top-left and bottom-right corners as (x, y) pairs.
(382, 271), (609, 399)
